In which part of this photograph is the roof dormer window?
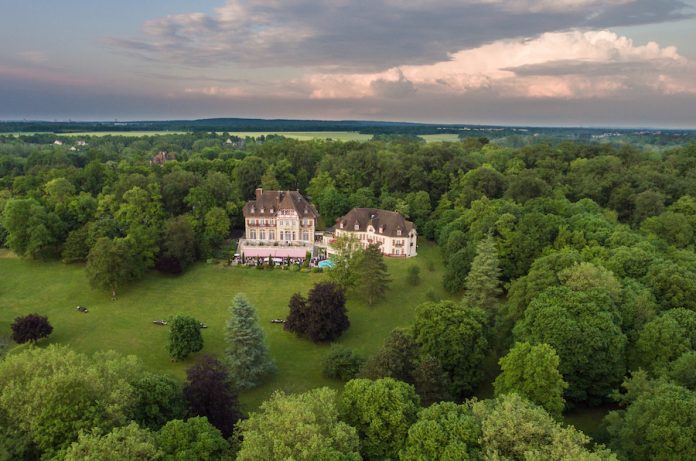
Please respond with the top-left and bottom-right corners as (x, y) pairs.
(397, 229), (402, 236)
(379, 226), (384, 233)
(261, 208), (265, 213)
(354, 223), (360, 230)
(340, 222), (344, 229)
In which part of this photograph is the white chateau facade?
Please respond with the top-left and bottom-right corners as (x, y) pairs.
(240, 188), (318, 258)
(328, 208), (417, 257)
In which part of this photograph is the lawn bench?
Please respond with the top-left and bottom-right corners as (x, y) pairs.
(75, 306), (89, 313)
(271, 319), (286, 324)
(153, 319), (168, 326)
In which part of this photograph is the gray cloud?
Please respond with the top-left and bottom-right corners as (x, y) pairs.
(2, 73), (695, 128)
(106, 0), (694, 72)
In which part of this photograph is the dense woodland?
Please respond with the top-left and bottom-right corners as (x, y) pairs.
(1, 132), (696, 460)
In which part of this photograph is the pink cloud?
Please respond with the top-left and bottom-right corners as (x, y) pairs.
(305, 30), (694, 100)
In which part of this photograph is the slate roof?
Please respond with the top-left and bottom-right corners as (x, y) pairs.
(336, 208), (415, 238)
(243, 189), (318, 218)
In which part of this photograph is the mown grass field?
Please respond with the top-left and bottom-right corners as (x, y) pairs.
(0, 243), (448, 410)
(0, 242), (608, 432)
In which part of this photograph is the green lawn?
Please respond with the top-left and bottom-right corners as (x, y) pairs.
(0, 243), (447, 410)
(0, 242), (609, 432)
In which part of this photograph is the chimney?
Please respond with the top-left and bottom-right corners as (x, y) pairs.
(255, 188), (263, 201)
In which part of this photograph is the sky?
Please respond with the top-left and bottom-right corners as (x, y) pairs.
(0, 0), (695, 127)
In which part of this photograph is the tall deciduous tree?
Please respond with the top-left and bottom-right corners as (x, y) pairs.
(63, 422), (159, 461)
(10, 314), (53, 344)
(159, 215), (197, 273)
(0, 345), (142, 457)
(224, 294), (275, 389)
(340, 378), (420, 460)
(514, 286), (626, 404)
(359, 328), (420, 383)
(632, 308), (696, 376)
(494, 342), (568, 417)
(605, 372), (696, 461)
(413, 301), (489, 397)
(472, 393), (616, 460)
(183, 355), (241, 438)
(327, 233), (363, 291)
(1, 198), (63, 258)
(359, 243), (391, 305)
(86, 237), (141, 299)
(167, 315), (204, 361)
(237, 388), (361, 461)
(401, 401), (481, 461)
(464, 234), (502, 312)
(157, 417), (233, 461)
(131, 373), (186, 431)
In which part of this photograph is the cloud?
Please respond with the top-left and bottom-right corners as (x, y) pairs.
(106, 0), (693, 71)
(304, 30), (696, 99)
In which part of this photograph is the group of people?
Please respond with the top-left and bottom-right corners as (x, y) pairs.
(230, 255), (327, 268)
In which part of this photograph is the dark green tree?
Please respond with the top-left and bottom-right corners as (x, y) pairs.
(401, 401), (481, 461)
(158, 215), (197, 273)
(131, 373), (186, 431)
(359, 243), (391, 305)
(632, 308), (696, 376)
(86, 237), (142, 299)
(464, 234), (502, 312)
(413, 301), (489, 397)
(322, 345), (365, 381)
(340, 378), (420, 460)
(167, 315), (204, 361)
(237, 388), (361, 461)
(494, 342), (568, 417)
(63, 422), (159, 461)
(514, 286), (626, 403)
(360, 328), (420, 383)
(157, 417), (233, 461)
(224, 294), (275, 389)
(605, 372), (696, 461)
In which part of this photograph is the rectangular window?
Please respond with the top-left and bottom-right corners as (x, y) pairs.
(250, 229), (256, 240)
(260, 230), (266, 240)
(269, 231), (275, 240)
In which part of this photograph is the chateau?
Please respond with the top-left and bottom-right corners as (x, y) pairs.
(240, 188), (318, 258)
(330, 208), (417, 257)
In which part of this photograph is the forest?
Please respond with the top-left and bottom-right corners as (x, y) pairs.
(0, 131), (695, 460)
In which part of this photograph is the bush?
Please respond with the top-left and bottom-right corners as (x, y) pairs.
(312, 267), (323, 273)
(407, 265), (421, 285)
(425, 288), (440, 302)
(10, 314), (53, 344)
(323, 346), (365, 381)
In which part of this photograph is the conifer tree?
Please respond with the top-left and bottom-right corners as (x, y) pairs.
(464, 234), (502, 311)
(360, 243), (391, 305)
(225, 294), (275, 389)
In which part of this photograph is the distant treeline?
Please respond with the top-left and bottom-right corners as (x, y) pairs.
(1, 118), (694, 143)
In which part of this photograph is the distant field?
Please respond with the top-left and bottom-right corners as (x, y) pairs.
(3, 131), (189, 137)
(4, 131), (463, 142)
(227, 131), (374, 141)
